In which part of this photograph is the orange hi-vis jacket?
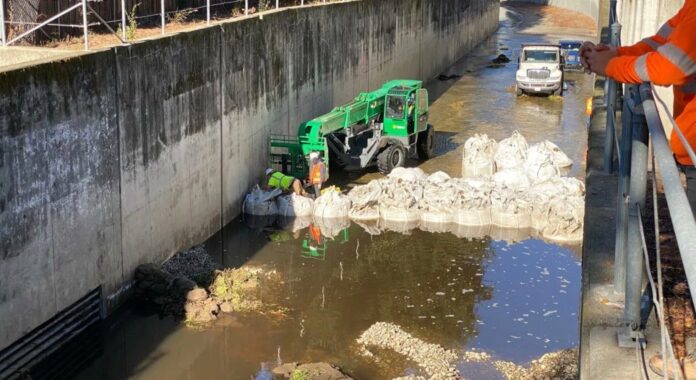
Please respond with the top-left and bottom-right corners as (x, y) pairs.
(605, 0), (696, 165)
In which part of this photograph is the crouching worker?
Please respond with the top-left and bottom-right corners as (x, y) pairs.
(309, 152), (328, 198)
(265, 168), (307, 196)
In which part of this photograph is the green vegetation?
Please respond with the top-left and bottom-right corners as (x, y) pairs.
(117, 3), (140, 40)
(291, 369), (311, 380)
(169, 8), (196, 24)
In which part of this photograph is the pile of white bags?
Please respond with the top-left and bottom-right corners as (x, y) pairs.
(242, 132), (586, 243)
(314, 187), (352, 219)
(462, 134), (498, 177)
(277, 193), (315, 217)
(243, 186), (282, 215)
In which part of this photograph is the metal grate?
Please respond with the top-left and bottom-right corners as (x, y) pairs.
(0, 287), (102, 379)
(527, 69), (550, 80)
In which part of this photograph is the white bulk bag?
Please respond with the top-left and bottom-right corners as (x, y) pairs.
(524, 143), (560, 183)
(494, 131), (528, 170)
(348, 181), (383, 221)
(493, 168), (531, 190)
(313, 188), (352, 219)
(490, 186), (532, 229)
(277, 193), (314, 217)
(538, 140), (573, 168)
(542, 195), (585, 243)
(313, 216), (350, 239)
(451, 178), (494, 227)
(243, 186), (282, 215)
(462, 134), (498, 177)
(419, 178), (456, 224)
(388, 167), (427, 183)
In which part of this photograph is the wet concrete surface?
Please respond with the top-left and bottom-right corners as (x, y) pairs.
(62, 4), (596, 380)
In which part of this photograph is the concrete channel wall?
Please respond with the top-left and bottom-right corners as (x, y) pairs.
(505, 0), (600, 23)
(0, 0), (500, 351)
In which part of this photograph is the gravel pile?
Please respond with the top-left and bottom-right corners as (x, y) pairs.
(161, 245), (217, 284)
(357, 322), (461, 380)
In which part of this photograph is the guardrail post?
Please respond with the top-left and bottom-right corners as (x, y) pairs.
(207, 0), (211, 25)
(245, 0), (249, 16)
(82, 0), (89, 50)
(613, 85), (636, 293)
(0, 0), (6, 46)
(603, 23), (622, 173)
(620, 99), (648, 347)
(276, 0), (279, 9)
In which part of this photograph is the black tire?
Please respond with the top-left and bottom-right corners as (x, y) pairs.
(377, 143), (406, 175)
(417, 124), (434, 160)
(553, 87), (563, 96)
(516, 86), (523, 96)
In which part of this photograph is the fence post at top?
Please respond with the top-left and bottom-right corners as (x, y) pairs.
(619, 99), (648, 347)
(0, 0), (6, 46)
(161, 0), (165, 34)
(207, 0), (211, 25)
(82, 0), (89, 50)
(301, 0), (304, 5)
(245, 0), (249, 16)
(121, 0), (127, 41)
(276, 0), (279, 9)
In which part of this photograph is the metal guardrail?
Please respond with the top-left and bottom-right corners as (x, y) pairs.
(609, 81), (696, 374)
(0, 0), (327, 50)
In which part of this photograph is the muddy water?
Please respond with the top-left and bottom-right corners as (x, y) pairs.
(69, 5), (594, 380)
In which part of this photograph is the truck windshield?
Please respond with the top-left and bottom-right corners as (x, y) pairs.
(386, 96), (406, 119)
(523, 50), (558, 62)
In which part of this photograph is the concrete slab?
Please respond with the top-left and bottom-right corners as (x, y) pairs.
(0, 46), (85, 72)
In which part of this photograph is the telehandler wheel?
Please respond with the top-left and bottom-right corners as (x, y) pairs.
(377, 143), (406, 175)
(417, 124), (434, 160)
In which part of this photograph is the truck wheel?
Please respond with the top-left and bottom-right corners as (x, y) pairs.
(377, 143), (406, 175)
(516, 86), (523, 97)
(417, 124), (434, 160)
(553, 87), (563, 96)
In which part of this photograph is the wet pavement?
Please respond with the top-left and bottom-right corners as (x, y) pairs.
(63, 4), (596, 380)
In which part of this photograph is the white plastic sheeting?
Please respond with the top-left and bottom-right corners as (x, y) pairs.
(494, 131), (528, 170)
(314, 188), (352, 219)
(462, 134), (498, 177)
(243, 186), (282, 215)
(277, 193), (315, 217)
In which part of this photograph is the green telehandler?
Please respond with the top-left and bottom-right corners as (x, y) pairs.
(269, 79), (434, 178)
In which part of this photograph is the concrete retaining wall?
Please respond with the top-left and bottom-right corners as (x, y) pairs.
(505, 0), (600, 23)
(0, 0), (500, 350)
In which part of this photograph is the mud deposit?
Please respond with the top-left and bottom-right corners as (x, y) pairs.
(63, 3), (593, 380)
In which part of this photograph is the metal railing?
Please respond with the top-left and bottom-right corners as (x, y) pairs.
(0, 0), (328, 50)
(610, 81), (696, 376)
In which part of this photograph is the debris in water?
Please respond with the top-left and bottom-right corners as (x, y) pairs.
(357, 322), (460, 379)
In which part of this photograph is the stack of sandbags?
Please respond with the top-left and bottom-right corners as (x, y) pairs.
(462, 134), (498, 177)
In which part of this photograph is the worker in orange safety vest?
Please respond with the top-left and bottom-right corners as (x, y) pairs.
(308, 151), (328, 198)
(581, 0), (696, 167)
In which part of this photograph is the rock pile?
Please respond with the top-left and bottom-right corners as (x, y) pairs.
(357, 322), (461, 380)
(135, 261), (281, 326)
(492, 349), (578, 380)
(272, 362), (354, 380)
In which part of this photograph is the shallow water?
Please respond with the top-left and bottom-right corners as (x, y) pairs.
(65, 5), (593, 380)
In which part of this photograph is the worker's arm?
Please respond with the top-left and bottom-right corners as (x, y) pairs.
(616, 4), (686, 56)
(605, 5), (695, 86)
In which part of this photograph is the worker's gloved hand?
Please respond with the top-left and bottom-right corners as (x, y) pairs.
(584, 47), (618, 76)
(580, 42), (614, 74)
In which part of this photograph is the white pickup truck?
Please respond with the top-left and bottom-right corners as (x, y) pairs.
(515, 44), (564, 96)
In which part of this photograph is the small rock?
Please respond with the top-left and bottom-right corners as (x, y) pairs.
(219, 301), (234, 313)
(186, 288), (208, 302)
